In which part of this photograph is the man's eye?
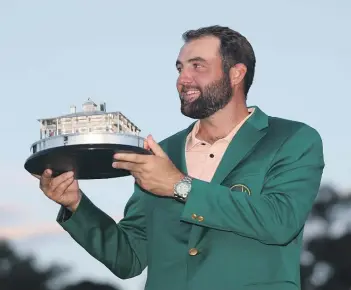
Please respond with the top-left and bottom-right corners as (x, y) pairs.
(193, 63), (202, 69)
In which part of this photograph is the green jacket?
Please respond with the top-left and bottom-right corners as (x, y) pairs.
(57, 106), (324, 290)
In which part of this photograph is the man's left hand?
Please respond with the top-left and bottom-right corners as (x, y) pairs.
(112, 135), (184, 197)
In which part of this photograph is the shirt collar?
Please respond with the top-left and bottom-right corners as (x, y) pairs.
(186, 107), (255, 150)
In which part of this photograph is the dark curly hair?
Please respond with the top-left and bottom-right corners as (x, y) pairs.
(182, 25), (256, 98)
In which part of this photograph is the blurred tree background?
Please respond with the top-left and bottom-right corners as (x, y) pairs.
(0, 241), (122, 290)
(1, 184), (351, 290)
(300, 185), (351, 290)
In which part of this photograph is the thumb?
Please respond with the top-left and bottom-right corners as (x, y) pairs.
(43, 168), (52, 178)
(40, 169), (53, 187)
(146, 135), (167, 158)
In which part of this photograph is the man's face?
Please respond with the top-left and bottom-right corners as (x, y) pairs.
(176, 36), (232, 119)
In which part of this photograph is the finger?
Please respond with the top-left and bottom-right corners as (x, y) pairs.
(50, 171), (74, 192)
(40, 169), (53, 188)
(130, 171), (140, 180)
(144, 139), (151, 151)
(146, 135), (168, 158)
(112, 161), (142, 172)
(53, 176), (75, 195)
(113, 153), (148, 164)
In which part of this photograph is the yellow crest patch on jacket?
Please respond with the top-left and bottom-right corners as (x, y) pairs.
(230, 184), (251, 195)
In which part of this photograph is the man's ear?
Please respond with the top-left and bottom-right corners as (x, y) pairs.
(229, 63), (247, 87)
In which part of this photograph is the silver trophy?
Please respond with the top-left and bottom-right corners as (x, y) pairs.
(24, 98), (151, 179)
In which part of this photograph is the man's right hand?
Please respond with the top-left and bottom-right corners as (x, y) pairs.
(33, 169), (81, 212)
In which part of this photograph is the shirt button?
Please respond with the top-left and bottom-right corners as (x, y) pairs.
(209, 153), (214, 158)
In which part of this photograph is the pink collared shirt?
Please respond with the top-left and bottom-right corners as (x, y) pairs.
(185, 108), (255, 182)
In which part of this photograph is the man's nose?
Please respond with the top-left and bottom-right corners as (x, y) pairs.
(178, 70), (193, 84)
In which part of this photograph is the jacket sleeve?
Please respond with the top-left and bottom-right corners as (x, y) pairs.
(56, 183), (147, 279)
(180, 125), (324, 245)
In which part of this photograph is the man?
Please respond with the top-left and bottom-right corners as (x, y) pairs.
(35, 26), (324, 290)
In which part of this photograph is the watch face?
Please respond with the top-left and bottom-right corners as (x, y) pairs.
(176, 182), (190, 197)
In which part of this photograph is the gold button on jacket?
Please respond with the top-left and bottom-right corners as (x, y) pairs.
(189, 248), (198, 256)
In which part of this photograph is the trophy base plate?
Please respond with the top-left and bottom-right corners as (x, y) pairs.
(24, 132), (151, 180)
(24, 143), (151, 179)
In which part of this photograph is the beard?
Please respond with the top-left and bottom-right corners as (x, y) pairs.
(180, 73), (233, 119)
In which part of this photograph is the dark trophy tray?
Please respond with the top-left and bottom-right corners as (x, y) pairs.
(24, 132), (151, 180)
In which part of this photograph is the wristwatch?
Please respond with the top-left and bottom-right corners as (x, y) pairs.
(174, 175), (193, 202)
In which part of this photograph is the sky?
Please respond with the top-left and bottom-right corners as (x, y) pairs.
(0, 1), (351, 290)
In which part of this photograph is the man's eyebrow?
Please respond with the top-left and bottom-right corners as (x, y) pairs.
(176, 57), (207, 67)
(188, 57), (207, 63)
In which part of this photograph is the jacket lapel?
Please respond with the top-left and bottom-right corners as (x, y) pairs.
(211, 106), (269, 184)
